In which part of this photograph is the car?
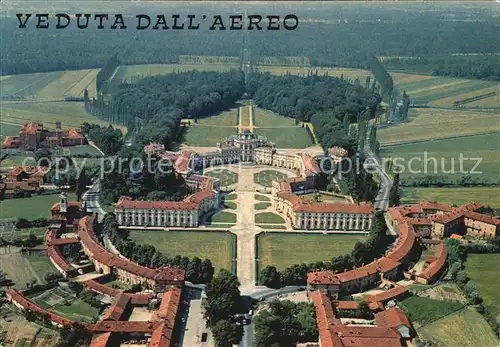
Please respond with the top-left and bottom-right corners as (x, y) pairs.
(242, 319), (249, 325)
(248, 309), (253, 316)
(201, 333), (208, 342)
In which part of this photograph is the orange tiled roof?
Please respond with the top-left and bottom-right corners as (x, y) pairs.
(101, 293), (131, 321)
(89, 332), (115, 347)
(78, 215), (185, 284)
(374, 307), (412, 329)
(47, 246), (76, 273)
(364, 286), (408, 304)
(328, 325), (402, 347)
(463, 211), (500, 226)
(418, 243), (447, 280)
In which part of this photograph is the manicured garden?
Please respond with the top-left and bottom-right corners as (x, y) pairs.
(255, 202), (271, 210)
(254, 170), (288, 188)
(209, 211), (237, 224)
(205, 169), (238, 187)
(254, 194), (270, 201)
(254, 212), (285, 224)
(128, 229), (236, 272)
(257, 232), (365, 270)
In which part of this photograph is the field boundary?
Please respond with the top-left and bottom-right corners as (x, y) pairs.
(380, 130), (500, 148)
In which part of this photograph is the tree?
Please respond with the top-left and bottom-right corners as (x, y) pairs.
(448, 261), (462, 281)
(389, 173), (401, 207)
(44, 272), (63, 284)
(57, 322), (92, 347)
(203, 270), (241, 327)
(456, 270), (469, 287)
(211, 319), (244, 347)
(260, 265), (281, 289)
(468, 290), (483, 305)
(34, 149), (52, 167)
(75, 167), (90, 201)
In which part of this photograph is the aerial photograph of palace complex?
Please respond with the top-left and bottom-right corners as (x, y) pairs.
(0, 1), (498, 347)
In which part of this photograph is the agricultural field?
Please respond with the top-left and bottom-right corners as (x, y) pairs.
(254, 127), (314, 148)
(182, 124), (236, 147)
(399, 296), (464, 326)
(24, 252), (60, 284)
(0, 312), (60, 347)
(417, 307), (498, 347)
(257, 232), (365, 270)
(402, 187), (500, 208)
(0, 154), (32, 170)
(0, 71), (65, 98)
(380, 133), (500, 181)
(29, 286), (100, 323)
(390, 72), (434, 85)
(0, 250), (58, 289)
(0, 101), (127, 134)
(128, 230), (235, 272)
(197, 108), (238, 126)
(395, 75), (498, 108)
(111, 63), (239, 83)
(204, 169), (238, 186)
(254, 170), (288, 188)
(0, 122), (21, 139)
(0, 192), (77, 220)
(466, 253), (500, 316)
(36, 69), (99, 99)
(254, 212), (285, 224)
(378, 108), (500, 145)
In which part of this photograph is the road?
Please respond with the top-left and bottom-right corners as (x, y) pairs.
(82, 179), (107, 223)
(364, 145), (392, 212)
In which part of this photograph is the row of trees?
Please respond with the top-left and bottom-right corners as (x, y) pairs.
(101, 214), (215, 284)
(260, 212), (393, 288)
(95, 54), (120, 94)
(203, 270), (243, 347)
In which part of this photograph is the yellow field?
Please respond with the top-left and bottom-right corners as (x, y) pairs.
(417, 307), (499, 347)
(434, 85), (500, 107)
(257, 65), (373, 80)
(36, 69), (98, 99)
(0, 101), (127, 134)
(378, 108), (500, 144)
(390, 72), (434, 85)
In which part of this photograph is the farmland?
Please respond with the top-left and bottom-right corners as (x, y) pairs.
(466, 253), (500, 316)
(394, 75), (498, 108)
(128, 229), (236, 272)
(0, 250), (58, 289)
(0, 122), (21, 139)
(0, 101), (127, 134)
(380, 133), (500, 181)
(417, 307), (498, 347)
(399, 296), (464, 326)
(402, 187), (500, 208)
(0, 312), (60, 347)
(0, 71), (65, 98)
(0, 193), (77, 220)
(257, 232), (365, 271)
(378, 108), (500, 145)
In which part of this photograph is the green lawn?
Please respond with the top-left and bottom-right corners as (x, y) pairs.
(257, 225), (287, 230)
(0, 253), (38, 288)
(255, 202), (271, 210)
(399, 296), (464, 326)
(198, 109), (238, 126)
(254, 170), (288, 188)
(64, 145), (103, 156)
(209, 211), (237, 224)
(255, 127), (314, 149)
(402, 187), (500, 208)
(466, 253), (500, 316)
(183, 125), (236, 147)
(128, 230), (235, 272)
(0, 193), (77, 220)
(257, 232), (365, 270)
(0, 122), (21, 137)
(205, 169), (238, 187)
(253, 108), (296, 127)
(224, 202), (237, 210)
(225, 193), (237, 201)
(0, 154), (32, 170)
(254, 194), (270, 201)
(240, 106), (251, 126)
(417, 306), (499, 347)
(381, 133), (500, 181)
(255, 212), (285, 224)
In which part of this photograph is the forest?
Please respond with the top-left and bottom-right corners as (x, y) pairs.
(1, 2), (498, 80)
